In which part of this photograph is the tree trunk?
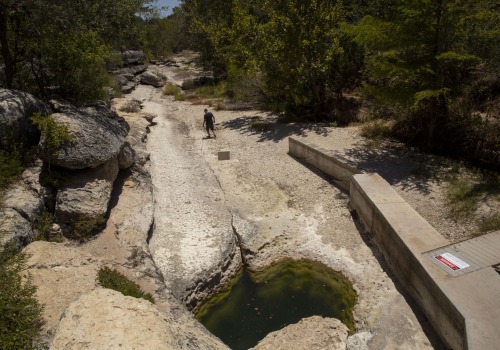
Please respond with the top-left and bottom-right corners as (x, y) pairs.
(0, 11), (15, 88)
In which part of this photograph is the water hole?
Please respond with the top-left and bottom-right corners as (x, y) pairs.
(195, 259), (357, 350)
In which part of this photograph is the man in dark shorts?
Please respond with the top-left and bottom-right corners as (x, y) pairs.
(203, 108), (216, 138)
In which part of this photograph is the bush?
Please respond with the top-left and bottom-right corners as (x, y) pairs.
(30, 114), (74, 171)
(479, 214), (500, 233)
(97, 266), (154, 303)
(360, 119), (394, 140)
(0, 150), (23, 190)
(163, 83), (181, 96)
(119, 100), (141, 113)
(174, 92), (186, 101)
(66, 216), (105, 241)
(0, 247), (47, 350)
(182, 79), (195, 90)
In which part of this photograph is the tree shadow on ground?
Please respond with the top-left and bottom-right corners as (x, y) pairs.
(222, 114), (446, 196)
(335, 140), (446, 196)
(220, 114), (332, 143)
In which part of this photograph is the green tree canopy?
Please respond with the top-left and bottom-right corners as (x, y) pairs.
(345, 0), (500, 150)
(0, 0), (156, 103)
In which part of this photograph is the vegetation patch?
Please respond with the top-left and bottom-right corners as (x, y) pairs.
(163, 83), (181, 96)
(31, 114), (74, 171)
(249, 121), (272, 133)
(66, 215), (106, 242)
(360, 119), (394, 140)
(478, 214), (500, 234)
(0, 150), (23, 190)
(446, 171), (500, 234)
(33, 211), (63, 243)
(181, 79), (195, 90)
(119, 100), (142, 113)
(97, 266), (154, 304)
(194, 82), (228, 99)
(0, 242), (47, 350)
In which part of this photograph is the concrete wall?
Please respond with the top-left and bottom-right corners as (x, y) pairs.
(289, 137), (500, 350)
(288, 138), (359, 191)
(349, 174), (465, 350)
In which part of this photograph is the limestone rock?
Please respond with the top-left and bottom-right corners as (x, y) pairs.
(51, 288), (228, 350)
(122, 50), (146, 65)
(122, 82), (136, 93)
(139, 71), (166, 88)
(39, 103), (129, 169)
(0, 88), (51, 150)
(21, 159), (48, 196)
(3, 182), (44, 221)
(123, 73), (135, 81)
(55, 158), (119, 224)
(118, 65), (148, 76)
(119, 112), (152, 166)
(118, 141), (135, 169)
(0, 208), (33, 249)
(116, 74), (129, 86)
(23, 241), (102, 333)
(251, 316), (349, 350)
(347, 332), (373, 350)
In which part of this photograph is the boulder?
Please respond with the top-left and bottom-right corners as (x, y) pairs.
(122, 50), (146, 65)
(39, 103), (129, 169)
(55, 158), (119, 224)
(116, 74), (129, 86)
(251, 316), (349, 350)
(123, 73), (135, 81)
(51, 288), (229, 350)
(140, 71), (166, 88)
(118, 65), (147, 76)
(118, 112), (153, 166)
(0, 208), (34, 249)
(122, 82), (136, 94)
(23, 241), (102, 332)
(3, 182), (44, 221)
(21, 159), (56, 212)
(0, 88), (51, 150)
(118, 141), (135, 169)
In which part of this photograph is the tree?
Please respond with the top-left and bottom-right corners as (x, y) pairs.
(0, 246), (46, 350)
(182, 0), (358, 119)
(345, 0), (500, 152)
(0, 0), (155, 103)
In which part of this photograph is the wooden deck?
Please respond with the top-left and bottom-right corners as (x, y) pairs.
(423, 231), (500, 277)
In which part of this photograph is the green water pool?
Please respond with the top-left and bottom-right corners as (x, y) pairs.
(195, 259), (356, 350)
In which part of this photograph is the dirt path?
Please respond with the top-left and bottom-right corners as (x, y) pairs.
(128, 53), (452, 349)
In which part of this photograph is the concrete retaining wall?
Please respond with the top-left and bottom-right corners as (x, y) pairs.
(288, 138), (360, 191)
(289, 137), (500, 350)
(349, 173), (465, 350)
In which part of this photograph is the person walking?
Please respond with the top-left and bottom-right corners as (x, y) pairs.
(203, 108), (216, 138)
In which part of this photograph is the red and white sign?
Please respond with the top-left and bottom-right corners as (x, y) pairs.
(435, 253), (469, 271)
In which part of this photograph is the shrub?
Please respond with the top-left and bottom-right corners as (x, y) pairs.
(0, 150), (23, 190)
(163, 83), (181, 96)
(174, 92), (186, 101)
(0, 247), (47, 350)
(182, 79), (195, 90)
(33, 211), (63, 242)
(249, 121), (272, 133)
(119, 100), (141, 113)
(360, 119), (394, 140)
(40, 168), (66, 189)
(66, 216), (105, 241)
(479, 214), (500, 233)
(30, 114), (74, 171)
(214, 101), (226, 111)
(97, 266), (154, 303)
